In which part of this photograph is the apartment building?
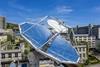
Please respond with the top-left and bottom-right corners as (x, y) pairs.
(74, 34), (96, 48)
(73, 24), (100, 48)
(0, 41), (29, 67)
(74, 45), (87, 63)
(0, 49), (22, 67)
(73, 24), (100, 63)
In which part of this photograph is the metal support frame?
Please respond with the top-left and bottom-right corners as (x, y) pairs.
(41, 33), (59, 52)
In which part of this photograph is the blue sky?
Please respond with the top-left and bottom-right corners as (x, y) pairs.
(0, 0), (100, 26)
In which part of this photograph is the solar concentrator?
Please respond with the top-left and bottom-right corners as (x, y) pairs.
(20, 23), (52, 48)
(19, 19), (80, 64)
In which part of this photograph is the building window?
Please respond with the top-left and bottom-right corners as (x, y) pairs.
(79, 39), (82, 41)
(79, 36), (82, 38)
(75, 48), (78, 51)
(2, 63), (5, 67)
(8, 53), (12, 58)
(80, 54), (82, 58)
(15, 53), (18, 57)
(2, 53), (5, 59)
(92, 41), (95, 42)
(79, 48), (81, 52)
(83, 48), (85, 51)
(88, 38), (91, 40)
(83, 53), (85, 58)
(84, 39), (87, 40)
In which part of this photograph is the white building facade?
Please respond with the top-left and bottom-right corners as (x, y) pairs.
(98, 27), (100, 39)
(74, 34), (96, 48)
(0, 49), (22, 67)
(74, 45), (87, 63)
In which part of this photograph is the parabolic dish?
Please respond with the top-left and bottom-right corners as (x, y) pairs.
(19, 22), (80, 64)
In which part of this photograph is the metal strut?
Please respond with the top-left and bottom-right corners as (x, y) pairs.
(40, 33), (59, 52)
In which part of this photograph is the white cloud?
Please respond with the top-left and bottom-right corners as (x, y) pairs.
(7, 1), (34, 19)
(91, 6), (100, 13)
(56, 5), (73, 14)
(95, 6), (100, 12)
(8, 0), (33, 13)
